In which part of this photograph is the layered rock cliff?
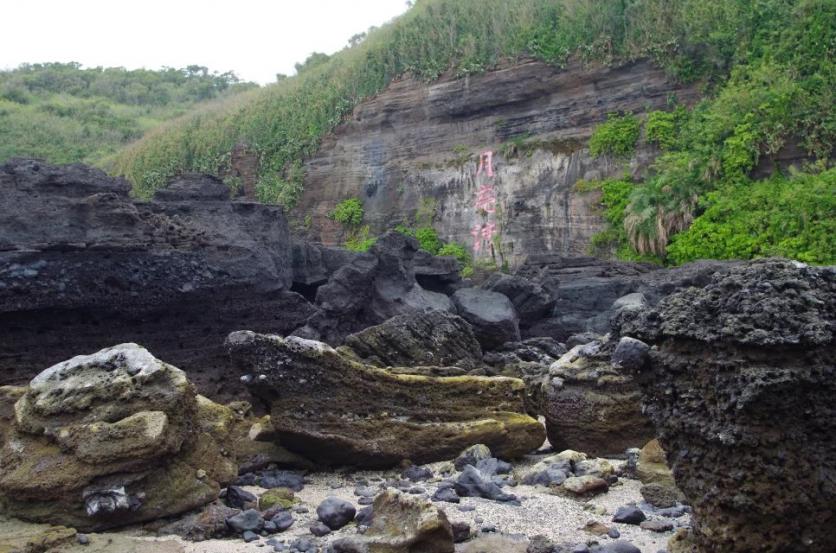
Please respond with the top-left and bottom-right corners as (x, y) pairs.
(0, 160), (313, 398)
(296, 59), (699, 266)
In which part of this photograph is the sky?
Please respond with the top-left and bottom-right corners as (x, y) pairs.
(0, 0), (409, 84)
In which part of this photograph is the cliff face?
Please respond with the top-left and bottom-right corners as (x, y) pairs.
(0, 160), (313, 399)
(297, 59), (699, 266)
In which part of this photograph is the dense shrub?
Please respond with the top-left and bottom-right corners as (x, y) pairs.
(588, 113), (641, 158)
(331, 198), (365, 227)
(414, 226), (442, 254)
(667, 169), (836, 265)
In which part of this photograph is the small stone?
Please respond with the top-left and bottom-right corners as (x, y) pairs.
(611, 337), (650, 370)
(432, 487), (460, 503)
(583, 520), (611, 535)
(603, 540), (641, 553)
(640, 519), (674, 532)
(458, 505), (476, 512)
(271, 511), (294, 532)
(227, 509), (265, 533)
(480, 524), (497, 533)
(612, 504), (646, 525)
(402, 464), (433, 482)
(196, 469), (207, 479)
(454, 444), (492, 470)
(316, 496), (356, 530)
(640, 482), (685, 508)
(562, 475), (609, 496)
(77, 534), (90, 545)
(355, 505), (374, 526)
(242, 530), (259, 542)
(226, 486), (258, 509)
(452, 521), (472, 543)
(358, 496), (374, 505)
(309, 521), (331, 536)
(608, 528), (621, 538)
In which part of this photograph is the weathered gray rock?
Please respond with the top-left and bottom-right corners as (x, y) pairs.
(482, 272), (555, 326)
(307, 231), (455, 344)
(227, 331), (545, 467)
(329, 490), (454, 553)
(543, 343), (654, 457)
(0, 344), (237, 531)
(317, 497), (356, 531)
(452, 288), (521, 350)
(344, 309), (483, 369)
(625, 260), (836, 553)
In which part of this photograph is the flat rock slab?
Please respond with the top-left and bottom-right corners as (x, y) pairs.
(227, 331), (545, 467)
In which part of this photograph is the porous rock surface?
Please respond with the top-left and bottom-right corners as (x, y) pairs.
(622, 260), (836, 553)
(0, 344), (237, 531)
(226, 331), (545, 467)
(0, 159), (313, 400)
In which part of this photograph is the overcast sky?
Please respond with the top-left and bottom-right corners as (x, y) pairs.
(0, 0), (409, 84)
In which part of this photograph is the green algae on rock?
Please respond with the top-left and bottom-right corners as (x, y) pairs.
(226, 331), (545, 467)
(0, 344), (238, 531)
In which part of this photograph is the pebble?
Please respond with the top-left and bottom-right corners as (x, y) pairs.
(227, 509), (265, 533)
(432, 487), (460, 503)
(309, 521), (331, 536)
(402, 464), (433, 482)
(272, 510), (294, 532)
(640, 519), (674, 532)
(451, 521), (472, 543)
(76, 534), (90, 545)
(242, 530), (260, 543)
(612, 504), (646, 525)
(226, 486), (258, 509)
(316, 496), (356, 530)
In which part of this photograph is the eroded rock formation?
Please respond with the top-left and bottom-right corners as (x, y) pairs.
(622, 260), (836, 553)
(0, 159), (313, 400)
(0, 344), (236, 531)
(543, 340), (654, 457)
(226, 331), (545, 467)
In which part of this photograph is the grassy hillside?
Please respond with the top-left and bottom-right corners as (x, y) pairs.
(113, 0), (834, 265)
(0, 63), (256, 165)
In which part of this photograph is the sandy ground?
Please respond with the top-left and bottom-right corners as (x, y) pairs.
(135, 451), (688, 553)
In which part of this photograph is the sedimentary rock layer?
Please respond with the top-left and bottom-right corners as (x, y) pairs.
(226, 331), (545, 467)
(623, 260), (836, 553)
(0, 160), (312, 398)
(296, 60), (701, 265)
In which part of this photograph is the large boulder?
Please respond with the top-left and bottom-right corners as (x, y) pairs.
(344, 310), (483, 369)
(330, 489), (454, 553)
(452, 288), (521, 350)
(0, 344), (237, 531)
(624, 260), (836, 553)
(481, 272), (555, 327)
(543, 341), (654, 457)
(0, 159), (313, 401)
(306, 231), (454, 344)
(226, 331), (545, 467)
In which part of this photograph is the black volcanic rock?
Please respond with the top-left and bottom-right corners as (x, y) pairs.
(623, 259), (836, 553)
(0, 159), (314, 399)
(344, 309), (483, 369)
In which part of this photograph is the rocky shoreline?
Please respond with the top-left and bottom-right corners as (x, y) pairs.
(1, 161), (833, 553)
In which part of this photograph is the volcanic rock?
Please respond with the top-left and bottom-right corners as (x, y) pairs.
(226, 331), (545, 467)
(624, 260), (836, 553)
(0, 159), (313, 401)
(344, 309), (483, 369)
(452, 288), (521, 349)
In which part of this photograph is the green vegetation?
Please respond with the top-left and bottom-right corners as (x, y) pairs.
(644, 108), (684, 150)
(331, 198), (365, 227)
(667, 169), (836, 264)
(345, 226), (377, 252)
(438, 242), (474, 277)
(0, 62), (255, 165)
(116, 0), (833, 204)
(588, 113), (641, 158)
(108, 0), (832, 265)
